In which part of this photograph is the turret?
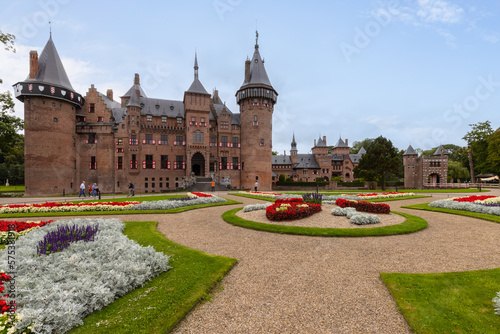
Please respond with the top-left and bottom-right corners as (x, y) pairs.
(13, 35), (84, 196)
(236, 31), (278, 190)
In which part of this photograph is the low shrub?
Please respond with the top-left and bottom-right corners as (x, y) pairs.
(302, 193), (323, 204)
(349, 213), (381, 225)
(335, 198), (390, 214)
(243, 203), (272, 212)
(266, 200), (321, 221)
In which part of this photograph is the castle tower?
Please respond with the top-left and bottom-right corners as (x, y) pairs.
(290, 133), (298, 164)
(403, 144), (419, 188)
(236, 31), (278, 190)
(183, 53), (211, 177)
(13, 35), (84, 196)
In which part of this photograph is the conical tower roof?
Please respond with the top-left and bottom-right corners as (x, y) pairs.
(433, 145), (448, 156)
(291, 133), (297, 150)
(404, 145), (418, 156)
(186, 52), (209, 95)
(334, 137), (348, 148)
(27, 35), (74, 90)
(242, 31), (273, 88)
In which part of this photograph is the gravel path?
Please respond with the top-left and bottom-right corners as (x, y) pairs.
(4, 191), (500, 332)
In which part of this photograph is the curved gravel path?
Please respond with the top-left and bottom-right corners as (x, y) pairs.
(155, 191), (500, 333)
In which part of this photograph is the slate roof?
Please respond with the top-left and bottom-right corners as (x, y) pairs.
(295, 154), (320, 169)
(358, 147), (366, 154)
(331, 154), (345, 162)
(138, 97), (185, 118)
(98, 92), (121, 110)
(291, 133), (297, 150)
(26, 36), (74, 91)
(316, 136), (326, 147)
(186, 53), (209, 95)
(241, 32), (273, 88)
(334, 138), (349, 148)
(272, 155), (292, 165)
(111, 107), (127, 123)
(433, 145), (448, 156)
(349, 154), (363, 164)
(213, 101), (241, 125)
(404, 145), (418, 156)
(122, 84), (146, 99)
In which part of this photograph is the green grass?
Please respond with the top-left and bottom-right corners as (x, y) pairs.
(222, 208), (427, 237)
(381, 269), (500, 333)
(0, 198), (242, 218)
(0, 185), (24, 192)
(403, 203), (500, 224)
(69, 221), (237, 334)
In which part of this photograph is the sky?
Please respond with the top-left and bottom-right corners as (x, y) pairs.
(1, 0), (500, 155)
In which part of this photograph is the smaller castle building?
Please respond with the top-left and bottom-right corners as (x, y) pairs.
(272, 135), (365, 183)
(403, 145), (449, 188)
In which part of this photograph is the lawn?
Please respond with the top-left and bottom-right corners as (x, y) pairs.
(223, 208), (427, 237)
(0, 185), (24, 192)
(61, 220), (237, 333)
(381, 268), (500, 333)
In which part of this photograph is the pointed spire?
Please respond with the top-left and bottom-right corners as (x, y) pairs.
(291, 133), (297, 150)
(255, 30), (259, 49)
(404, 145), (418, 156)
(194, 51), (199, 80)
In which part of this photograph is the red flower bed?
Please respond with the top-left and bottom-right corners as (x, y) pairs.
(275, 198), (303, 205)
(0, 220), (52, 232)
(0, 272), (12, 314)
(452, 195), (496, 202)
(335, 198), (390, 214)
(266, 199), (321, 221)
(357, 192), (398, 197)
(191, 192), (212, 198)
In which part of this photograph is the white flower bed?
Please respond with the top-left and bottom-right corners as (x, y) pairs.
(0, 218), (170, 334)
(429, 200), (500, 216)
(356, 192), (416, 200)
(493, 292), (500, 315)
(0, 203), (138, 214)
(331, 207), (380, 225)
(243, 203), (272, 212)
(131, 196), (226, 210)
(238, 191), (280, 199)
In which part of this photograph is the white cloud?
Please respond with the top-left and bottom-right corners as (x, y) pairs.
(416, 0), (464, 24)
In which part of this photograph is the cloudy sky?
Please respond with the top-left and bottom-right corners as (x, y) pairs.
(1, 0), (500, 155)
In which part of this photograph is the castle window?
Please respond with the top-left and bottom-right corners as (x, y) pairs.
(130, 134), (138, 146)
(90, 156), (96, 170)
(89, 103), (95, 113)
(175, 156), (184, 170)
(87, 133), (96, 144)
(97, 116), (103, 122)
(145, 134), (153, 144)
(52, 102), (56, 107)
(145, 155), (154, 169)
(161, 155), (169, 169)
(161, 116), (167, 125)
(303, 169), (307, 175)
(117, 139), (123, 145)
(232, 137), (239, 148)
(253, 116), (258, 126)
(175, 135), (184, 146)
(117, 156), (123, 170)
(160, 134), (168, 145)
(221, 136), (228, 147)
(221, 157), (227, 170)
(211, 137), (216, 147)
(176, 117), (182, 127)
(233, 157), (239, 170)
(147, 115), (152, 125)
(193, 130), (203, 143)
(53, 117), (58, 123)
(260, 139), (265, 146)
(131, 154), (138, 169)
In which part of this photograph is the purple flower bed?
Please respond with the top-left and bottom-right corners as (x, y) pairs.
(36, 223), (99, 256)
(169, 197), (195, 201)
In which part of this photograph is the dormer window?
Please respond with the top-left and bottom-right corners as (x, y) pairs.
(147, 115), (152, 125)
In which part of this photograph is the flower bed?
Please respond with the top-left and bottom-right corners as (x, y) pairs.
(0, 218), (170, 333)
(302, 193), (323, 204)
(0, 202), (139, 214)
(266, 199), (321, 221)
(335, 198), (390, 214)
(131, 196), (226, 210)
(0, 220), (53, 244)
(429, 199), (500, 216)
(331, 207), (381, 225)
(239, 191), (282, 199)
(243, 203), (272, 212)
(356, 192), (416, 200)
(188, 192), (213, 198)
(450, 195), (498, 203)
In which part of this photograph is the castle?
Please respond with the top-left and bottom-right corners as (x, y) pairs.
(13, 32), (277, 196)
(271, 135), (365, 183)
(403, 144), (449, 188)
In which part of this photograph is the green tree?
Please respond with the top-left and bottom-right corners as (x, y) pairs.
(272, 151), (278, 155)
(487, 128), (500, 176)
(462, 121), (493, 175)
(350, 138), (375, 154)
(353, 136), (400, 190)
(0, 31), (24, 185)
(447, 160), (470, 182)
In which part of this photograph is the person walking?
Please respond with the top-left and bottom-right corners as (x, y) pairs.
(91, 183), (96, 198)
(95, 184), (100, 199)
(254, 181), (258, 191)
(211, 180), (215, 192)
(79, 181), (86, 197)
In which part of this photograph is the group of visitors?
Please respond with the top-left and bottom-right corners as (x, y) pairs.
(78, 181), (100, 198)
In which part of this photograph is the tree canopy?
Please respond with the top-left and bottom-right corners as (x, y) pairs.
(353, 136), (400, 189)
(462, 121), (494, 175)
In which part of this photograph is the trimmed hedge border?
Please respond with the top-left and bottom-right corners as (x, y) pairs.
(402, 203), (500, 223)
(222, 208), (427, 237)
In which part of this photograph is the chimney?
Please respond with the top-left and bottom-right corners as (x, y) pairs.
(314, 139), (317, 147)
(213, 89), (219, 102)
(323, 136), (326, 145)
(345, 139), (348, 146)
(134, 73), (140, 85)
(29, 51), (38, 79)
(244, 59), (251, 83)
(107, 89), (113, 101)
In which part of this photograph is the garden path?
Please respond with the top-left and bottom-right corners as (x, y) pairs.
(150, 191), (500, 333)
